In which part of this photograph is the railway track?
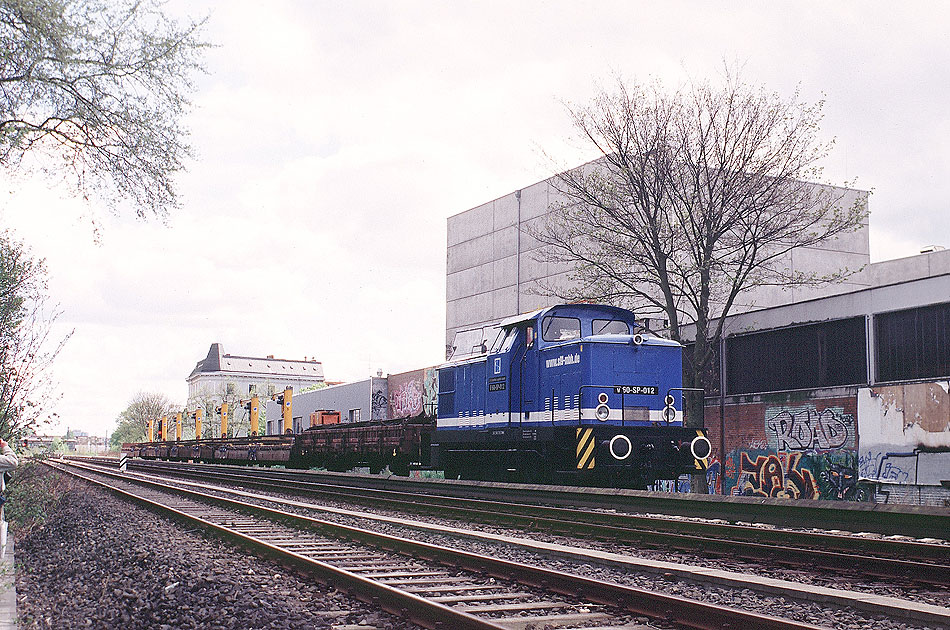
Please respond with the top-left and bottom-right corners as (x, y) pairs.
(51, 458), (834, 630)
(90, 457), (950, 588)
(58, 457), (950, 629)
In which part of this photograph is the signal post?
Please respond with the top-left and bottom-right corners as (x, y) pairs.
(216, 402), (229, 438)
(243, 395), (260, 436)
(274, 387), (293, 434)
(193, 408), (203, 440)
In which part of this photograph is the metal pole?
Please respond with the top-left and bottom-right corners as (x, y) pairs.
(719, 334), (726, 495)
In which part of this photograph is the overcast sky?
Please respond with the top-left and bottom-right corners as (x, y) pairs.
(2, 1), (948, 438)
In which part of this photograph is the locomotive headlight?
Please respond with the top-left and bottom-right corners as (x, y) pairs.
(609, 434), (632, 460)
(595, 404), (610, 421)
(690, 435), (712, 460)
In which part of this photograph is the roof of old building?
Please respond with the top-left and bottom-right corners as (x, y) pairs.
(188, 343), (324, 381)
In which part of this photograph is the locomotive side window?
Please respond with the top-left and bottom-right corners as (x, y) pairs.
(592, 319), (630, 335)
(494, 327), (519, 353)
(541, 316), (580, 342)
(489, 328), (507, 353)
(438, 369), (456, 416)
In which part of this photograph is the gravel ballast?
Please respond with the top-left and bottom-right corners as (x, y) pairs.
(13, 470), (422, 630)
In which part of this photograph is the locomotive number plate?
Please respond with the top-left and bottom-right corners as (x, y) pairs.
(613, 385), (659, 395)
(488, 376), (506, 392)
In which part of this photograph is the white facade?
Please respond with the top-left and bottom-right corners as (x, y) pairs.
(186, 343), (325, 409)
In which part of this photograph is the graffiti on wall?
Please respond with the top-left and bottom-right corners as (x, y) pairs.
(722, 448), (862, 500)
(389, 370), (425, 419)
(765, 404), (854, 452)
(857, 450), (912, 483)
(423, 368), (438, 416)
(371, 388), (388, 421)
(738, 451), (818, 499)
(650, 476), (691, 493)
(387, 367), (439, 420)
(706, 398), (864, 501)
(857, 383), (950, 486)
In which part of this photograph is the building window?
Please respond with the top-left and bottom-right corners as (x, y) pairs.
(349, 409), (361, 423)
(875, 301), (950, 382)
(727, 317), (867, 394)
(249, 384), (257, 395)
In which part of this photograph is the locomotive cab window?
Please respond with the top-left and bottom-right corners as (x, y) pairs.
(493, 327), (519, 354)
(489, 328), (506, 353)
(541, 316), (580, 342)
(592, 319), (630, 335)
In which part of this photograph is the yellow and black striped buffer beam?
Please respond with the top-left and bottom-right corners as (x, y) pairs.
(576, 427), (595, 469)
(694, 428), (710, 471)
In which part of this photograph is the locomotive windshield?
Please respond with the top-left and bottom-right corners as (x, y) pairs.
(541, 316), (581, 342)
(592, 319), (630, 335)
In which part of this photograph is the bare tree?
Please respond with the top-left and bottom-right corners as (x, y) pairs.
(0, 0), (207, 219)
(0, 232), (70, 439)
(535, 73), (867, 491)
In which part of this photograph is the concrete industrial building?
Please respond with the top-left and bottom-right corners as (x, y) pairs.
(446, 167), (870, 354)
(447, 166), (949, 505)
(186, 343), (325, 410)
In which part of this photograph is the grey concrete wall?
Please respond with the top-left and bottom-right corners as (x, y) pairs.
(446, 165), (872, 352)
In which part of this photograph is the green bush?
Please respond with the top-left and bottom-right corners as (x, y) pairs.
(4, 458), (72, 538)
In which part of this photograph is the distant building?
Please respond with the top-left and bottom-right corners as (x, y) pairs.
(186, 343), (325, 410)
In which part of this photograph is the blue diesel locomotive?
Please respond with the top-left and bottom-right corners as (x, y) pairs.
(433, 303), (711, 485)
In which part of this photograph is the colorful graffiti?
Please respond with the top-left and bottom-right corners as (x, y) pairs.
(388, 368), (439, 419)
(389, 370), (425, 419)
(738, 451), (818, 499)
(765, 404), (854, 451)
(717, 447), (861, 500)
(423, 368), (438, 416)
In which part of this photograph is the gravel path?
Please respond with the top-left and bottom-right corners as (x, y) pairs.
(14, 469), (422, 630)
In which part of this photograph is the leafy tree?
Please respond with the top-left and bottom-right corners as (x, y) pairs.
(0, 232), (70, 439)
(535, 73), (867, 491)
(0, 0), (207, 219)
(110, 391), (176, 447)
